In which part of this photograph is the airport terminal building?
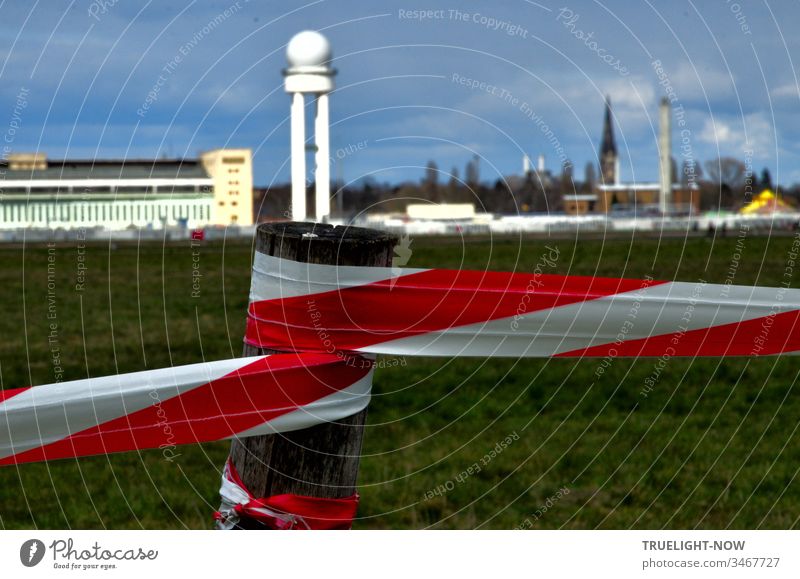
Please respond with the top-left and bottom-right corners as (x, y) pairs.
(0, 149), (253, 230)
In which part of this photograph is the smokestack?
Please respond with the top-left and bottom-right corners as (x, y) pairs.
(659, 97), (671, 215)
(523, 155), (531, 175)
(538, 154), (545, 173)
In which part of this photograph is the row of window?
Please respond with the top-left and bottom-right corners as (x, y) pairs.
(0, 185), (209, 195)
(0, 201), (211, 225)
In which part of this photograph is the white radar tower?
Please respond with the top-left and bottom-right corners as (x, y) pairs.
(284, 30), (336, 222)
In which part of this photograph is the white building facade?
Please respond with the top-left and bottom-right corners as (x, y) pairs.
(0, 150), (252, 230)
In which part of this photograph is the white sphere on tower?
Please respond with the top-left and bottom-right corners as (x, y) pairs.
(286, 30), (332, 69)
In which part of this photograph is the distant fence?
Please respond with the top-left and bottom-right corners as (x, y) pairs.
(0, 225), (257, 243)
(0, 213), (798, 243)
(355, 212), (800, 237)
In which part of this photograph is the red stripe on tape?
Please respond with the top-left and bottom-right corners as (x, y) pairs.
(0, 387), (30, 404)
(0, 353), (371, 466)
(249, 492), (359, 530)
(557, 309), (800, 358)
(245, 269), (664, 352)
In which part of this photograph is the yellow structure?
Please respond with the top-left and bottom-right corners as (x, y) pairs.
(201, 148), (254, 226)
(739, 189), (792, 215)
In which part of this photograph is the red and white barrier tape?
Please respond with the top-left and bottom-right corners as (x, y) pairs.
(246, 254), (800, 358)
(214, 457), (358, 530)
(5, 251), (800, 529)
(0, 353), (373, 466)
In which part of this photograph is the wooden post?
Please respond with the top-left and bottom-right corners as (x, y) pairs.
(226, 221), (397, 529)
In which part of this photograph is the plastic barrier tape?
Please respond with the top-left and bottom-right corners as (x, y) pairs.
(245, 254), (800, 358)
(0, 353), (373, 466)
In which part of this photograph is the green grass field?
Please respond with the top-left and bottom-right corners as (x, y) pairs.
(1, 231), (799, 529)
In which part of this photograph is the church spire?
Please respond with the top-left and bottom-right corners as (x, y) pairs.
(600, 95), (616, 157)
(599, 95), (618, 185)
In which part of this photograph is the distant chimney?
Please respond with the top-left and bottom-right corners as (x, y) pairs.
(523, 155), (531, 175)
(659, 97), (671, 214)
(537, 154), (545, 173)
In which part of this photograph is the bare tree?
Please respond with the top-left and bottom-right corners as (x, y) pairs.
(424, 160), (438, 187)
(449, 166), (459, 187)
(583, 162), (596, 191)
(760, 167), (773, 191)
(704, 157), (746, 188)
(465, 155), (480, 187)
(560, 159), (574, 193)
(445, 166), (461, 203)
(423, 160), (439, 201)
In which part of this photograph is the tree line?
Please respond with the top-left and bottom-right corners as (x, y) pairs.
(254, 155), (792, 220)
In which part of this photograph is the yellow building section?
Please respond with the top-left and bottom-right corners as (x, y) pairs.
(201, 148), (253, 226)
(739, 189), (793, 215)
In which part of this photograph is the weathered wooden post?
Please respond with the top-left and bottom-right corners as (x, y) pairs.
(225, 221), (397, 528)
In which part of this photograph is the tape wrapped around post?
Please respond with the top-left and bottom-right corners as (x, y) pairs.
(0, 353), (373, 466)
(214, 457), (358, 530)
(245, 254), (800, 358)
(4, 253), (800, 468)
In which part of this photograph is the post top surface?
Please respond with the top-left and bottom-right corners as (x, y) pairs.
(258, 222), (397, 245)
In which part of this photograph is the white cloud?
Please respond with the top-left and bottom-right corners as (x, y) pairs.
(698, 112), (774, 154)
(771, 83), (800, 100)
(668, 61), (734, 102)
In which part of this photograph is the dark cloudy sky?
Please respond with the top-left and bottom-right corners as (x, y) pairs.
(0, 0), (798, 187)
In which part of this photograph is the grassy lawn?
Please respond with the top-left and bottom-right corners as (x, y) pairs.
(1, 230), (799, 529)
